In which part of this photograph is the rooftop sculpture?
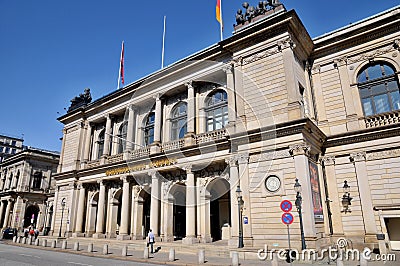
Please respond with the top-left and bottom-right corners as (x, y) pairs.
(68, 88), (92, 112)
(235, 1), (283, 26)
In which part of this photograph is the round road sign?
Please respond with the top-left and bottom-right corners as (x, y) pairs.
(281, 212), (294, 225)
(280, 200), (293, 213)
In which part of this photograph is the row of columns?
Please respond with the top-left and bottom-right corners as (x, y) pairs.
(0, 199), (14, 228)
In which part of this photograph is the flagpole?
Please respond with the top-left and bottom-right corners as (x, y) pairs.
(219, 0), (223, 41)
(161, 16), (166, 69)
(117, 41), (124, 90)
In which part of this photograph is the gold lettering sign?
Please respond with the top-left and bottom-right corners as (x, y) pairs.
(105, 158), (177, 176)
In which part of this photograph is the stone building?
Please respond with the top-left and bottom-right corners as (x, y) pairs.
(0, 134), (24, 163)
(53, 3), (400, 253)
(0, 147), (59, 234)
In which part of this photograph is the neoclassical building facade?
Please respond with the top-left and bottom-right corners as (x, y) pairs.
(0, 147), (59, 233)
(53, 3), (400, 252)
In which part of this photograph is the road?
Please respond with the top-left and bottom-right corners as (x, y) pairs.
(0, 241), (157, 266)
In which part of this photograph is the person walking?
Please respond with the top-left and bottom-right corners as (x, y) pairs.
(147, 229), (155, 254)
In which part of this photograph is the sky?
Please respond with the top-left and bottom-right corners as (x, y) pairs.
(0, 0), (399, 152)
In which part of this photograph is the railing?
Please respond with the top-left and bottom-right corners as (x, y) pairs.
(364, 110), (400, 128)
(107, 153), (124, 164)
(130, 147), (150, 159)
(87, 159), (101, 168)
(161, 139), (185, 152)
(195, 128), (227, 144)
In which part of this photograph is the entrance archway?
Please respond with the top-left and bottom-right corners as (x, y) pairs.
(108, 189), (122, 237)
(24, 205), (40, 228)
(142, 190), (151, 237)
(169, 183), (186, 240)
(207, 178), (230, 242)
(87, 192), (99, 236)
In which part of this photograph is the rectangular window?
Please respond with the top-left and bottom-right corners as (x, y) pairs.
(391, 91), (400, 110)
(11, 140), (16, 146)
(374, 94), (391, 113)
(11, 149), (16, 154)
(362, 98), (374, 116)
(0, 146), (3, 153)
(5, 147), (10, 153)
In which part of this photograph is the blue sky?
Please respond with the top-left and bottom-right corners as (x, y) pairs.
(0, 0), (399, 152)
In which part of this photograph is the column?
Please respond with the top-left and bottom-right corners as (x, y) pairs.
(238, 154), (253, 246)
(350, 152), (377, 242)
(223, 64), (237, 125)
(335, 58), (359, 130)
(183, 165), (197, 244)
(200, 188), (212, 243)
(3, 199), (13, 228)
(149, 171), (160, 237)
(103, 115), (113, 156)
(82, 122), (92, 164)
(117, 176), (131, 240)
(58, 128), (67, 172)
(94, 180), (106, 238)
(154, 94), (162, 143)
(227, 156), (239, 247)
(50, 187), (59, 236)
(132, 186), (144, 240)
(184, 81), (196, 146)
(310, 65), (329, 131)
(73, 183), (86, 236)
(0, 201), (5, 226)
(126, 105), (136, 150)
(321, 156), (344, 236)
(280, 38), (302, 120)
(289, 144), (317, 239)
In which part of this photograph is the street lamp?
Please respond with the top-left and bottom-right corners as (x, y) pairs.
(341, 180), (352, 213)
(294, 179), (306, 250)
(236, 186), (244, 248)
(58, 198), (66, 238)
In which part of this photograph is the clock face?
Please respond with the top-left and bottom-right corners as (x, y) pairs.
(265, 175), (281, 192)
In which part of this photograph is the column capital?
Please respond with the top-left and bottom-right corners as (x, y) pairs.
(333, 57), (348, 68)
(185, 80), (194, 89)
(68, 182), (77, 190)
(289, 143), (311, 157)
(350, 152), (366, 162)
(311, 64), (321, 75)
(127, 104), (137, 112)
(320, 155), (335, 166)
(120, 175), (132, 183)
(225, 156), (238, 167)
(278, 37), (296, 51)
(153, 93), (162, 101)
(237, 153), (249, 165)
(76, 182), (85, 190)
(148, 170), (158, 179)
(222, 64), (233, 74)
(97, 179), (105, 186)
(183, 164), (193, 174)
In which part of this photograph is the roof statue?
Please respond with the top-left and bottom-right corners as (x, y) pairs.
(68, 88), (92, 112)
(234, 0), (283, 27)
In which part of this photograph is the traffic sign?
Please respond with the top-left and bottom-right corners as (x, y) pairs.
(281, 213), (294, 225)
(280, 200), (293, 213)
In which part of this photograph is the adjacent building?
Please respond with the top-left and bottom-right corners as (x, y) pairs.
(0, 147), (59, 234)
(0, 134), (24, 163)
(52, 2), (400, 253)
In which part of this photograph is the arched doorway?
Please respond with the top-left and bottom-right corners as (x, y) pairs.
(108, 189), (122, 237)
(142, 191), (151, 237)
(24, 205), (40, 228)
(207, 178), (231, 242)
(168, 183), (186, 241)
(87, 192), (99, 236)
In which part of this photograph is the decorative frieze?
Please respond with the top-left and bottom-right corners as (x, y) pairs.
(343, 41), (399, 65)
(289, 143), (310, 157)
(320, 155), (335, 166)
(367, 148), (400, 161)
(242, 45), (280, 65)
(350, 152), (367, 162)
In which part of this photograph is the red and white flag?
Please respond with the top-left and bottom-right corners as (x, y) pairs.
(119, 41), (125, 85)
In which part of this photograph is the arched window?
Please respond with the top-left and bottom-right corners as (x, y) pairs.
(117, 122), (128, 153)
(144, 113), (155, 146)
(357, 62), (400, 116)
(171, 102), (187, 140)
(97, 130), (105, 159)
(32, 171), (42, 189)
(12, 170), (19, 189)
(205, 90), (228, 132)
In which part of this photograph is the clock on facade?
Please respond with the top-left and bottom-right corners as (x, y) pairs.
(265, 175), (281, 192)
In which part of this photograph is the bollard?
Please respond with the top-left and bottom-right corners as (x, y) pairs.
(51, 240), (57, 248)
(102, 244), (108, 255)
(74, 242), (79, 251)
(62, 240), (67, 249)
(144, 246), (149, 259)
(22, 237), (27, 244)
(232, 251), (239, 266)
(17, 236), (21, 243)
(42, 239), (47, 247)
(28, 237), (33, 245)
(271, 252), (279, 266)
(359, 248), (369, 266)
(35, 239), (39, 246)
(169, 248), (175, 262)
(122, 245), (128, 256)
(88, 243), (94, 253)
(198, 249), (205, 264)
(13, 236), (17, 243)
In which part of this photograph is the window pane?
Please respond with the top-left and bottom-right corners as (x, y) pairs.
(371, 84), (386, 95)
(383, 65), (395, 76)
(367, 64), (383, 81)
(358, 71), (367, 83)
(391, 91), (400, 110)
(362, 98), (374, 116)
(207, 119), (214, 131)
(359, 88), (370, 98)
(387, 81), (399, 91)
(374, 94), (391, 114)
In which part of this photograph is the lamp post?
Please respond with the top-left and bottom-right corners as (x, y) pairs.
(341, 180), (352, 213)
(236, 186), (244, 248)
(58, 198), (66, 238)
(294, 179), (306, 250)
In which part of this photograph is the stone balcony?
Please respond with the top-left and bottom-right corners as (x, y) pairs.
(364, 110), (400, 128)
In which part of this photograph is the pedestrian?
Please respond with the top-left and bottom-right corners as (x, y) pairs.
(147, 229), (155, 254)
(24, 228), (28, 238)
(34, 228), (39, 240)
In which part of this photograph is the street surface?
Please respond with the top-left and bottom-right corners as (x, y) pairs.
(0, 241), (157, 266)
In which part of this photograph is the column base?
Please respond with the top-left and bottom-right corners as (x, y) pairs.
(92, 233), (106, 239)
(184, 133), (196, 147)
(131, 235), (143, 240)
(228, 237), (239, 247)
(116, 234), (131, 240)
(182, 236), (199, 244)
(200, 235), (212, 243)
(72, 232), (85, 237)
(150, 142), (161, 154)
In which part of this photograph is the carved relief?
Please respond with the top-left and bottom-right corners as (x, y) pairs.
(367, 149), (400, 161)
(350, 152), (367, 162)
(345, 41), (399, 64)
(320, 155), (335, 166)
(289, 143), (311, 157)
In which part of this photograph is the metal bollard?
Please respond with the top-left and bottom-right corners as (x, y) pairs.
(169, 248), (175, 262)
(232, 251), (239, 266)
(198, 249), (205, 264)
(122, 245), (128, 256)
(42, 239), (47, 247)
(74, 242), (79, 251)
(51, 240), (57, 248)
(17, 236), (21, 243)
(35, 239), (39, 246)
(144, 246), (149, 259)
(88, 243), (93, 252)
(102, 244), (108, 255)
(62, 240), (67, 249)
(12, 236), (17, 243)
